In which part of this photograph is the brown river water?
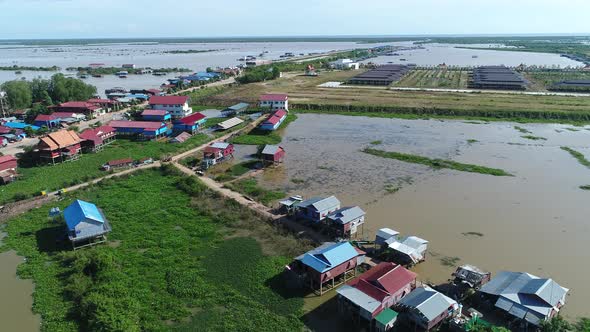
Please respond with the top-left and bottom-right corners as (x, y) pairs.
(0, 231), (41, 331)
(256, 113), (590, 318)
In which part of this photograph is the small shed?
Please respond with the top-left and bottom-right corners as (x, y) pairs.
(375, 228), (400, 247)
(296, 196), (341, 223)
(375, 308), (398, 332)
(278, 195), (303, 214)
(0, 155), (18, 184)
(261, 145), (285, 165)
(387, 236), (428, 266)
(452, 265), (491, 289)
(222, 102), (249, 117)
(170, 132), (192, 143)
(63, 200), (112, 249)
(102, 158), (133, 170)
(216, 117), (244, 130)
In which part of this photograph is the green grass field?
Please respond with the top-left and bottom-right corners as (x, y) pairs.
(224, 178), (286, 206)
(394, 69), (470, 89)
(1, 135), (210, 204)
(1, 168), (307, 331)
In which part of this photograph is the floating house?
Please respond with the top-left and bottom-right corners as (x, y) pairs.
(215, 117), (244, 130)
(170, 132), (192, 143)
(387, 236), (429, 266)
(261, 144), (285, 165)
(396, 286), (459, 331)
(296, 196), (341, 223)
(79, 125), (116, 152)
(222, 102), (249, 117)
(0, 155), (18, 184)
(259, 93), (289, 111)
(37, 130), (82, 163)
(327, 206), (366, 238)
(52, 101), (104, 118)
(294, 242), (364, 295)
(148, 95), (192, 119)
(479, 271), (568, 326)
(33, 114), (61, 128)
(141, 109), (171, 122)
(452, 265), (491, 289)
(203, 142), (234, 168)
(109, 120), (168, 140)
(63, 200), (112, 250)
(173, 112), (207, 133)
(337, 262), (416, 325)
(259, 109), (287, 131)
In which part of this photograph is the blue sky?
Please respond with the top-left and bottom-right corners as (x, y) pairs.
(1, 0), (589, 39)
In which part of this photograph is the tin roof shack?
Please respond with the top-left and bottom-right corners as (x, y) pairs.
(375, 228), (400, 248)
(259, 109), (287, 131)
(278, 195), (303, 214)
(375, 308), (399, 332)
(109, 120), (168, 140)
(327, 206), (366, 239)
(202, 142), (234, 169)
(296, 196), (341, 223)
(337, 262), (416, 324)
(33, 114), (61, 128)
(38, 130), (82, 163)
(215, 117), (244, 130)
(452, 265), (491, 289)
(259, 93), (289, 111)
(64, 200), (112, 250)
(141, 109), (171, 122)
(294, 242), (364, 295)
(386, 236), (428, 266)
(222, 102), (249, 117)
(173, 112), (206, 134)
(396, 286), (460, 331)
(479, 271), (568, 326)
(0, 155), (18, 184)
(261, 144), (285, 165)
(102, 158), (134, 171)
(79, 125), (116, 152)
(170, 132), (192, 143)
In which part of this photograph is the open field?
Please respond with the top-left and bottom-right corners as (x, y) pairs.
(201, 70), (590, 123)
(231, 113), (298, 145)
(0, 168), (311, 331)
(525, 71), (590, 91)
(394, 68), (470, 89)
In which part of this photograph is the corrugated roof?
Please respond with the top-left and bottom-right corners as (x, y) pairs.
(300, 242), (359, 273)
(40, 130), (81, 150)
(172, 132), (192, 143)
(261, 145), (283, 155)
(398, 287), (457, 322)
(110, 120), (165, 130)
(64, 200), (105, 231)
(375, 308), (398, 325)
(259, 93), (288, 101)
(327, 206), (366, 224)
(337, 284), (381, 314)
(210, 142), (230, 149)
(376, 228), (399, 240)
(217, 117), (244, 130)
(226, 102), (249, 111)
(149, 95), (189, 105)
(0, 155), (16, 164)
(298, 196), (341, 212)
(177, 112), (206, 125)
(142, 109), (169, 116)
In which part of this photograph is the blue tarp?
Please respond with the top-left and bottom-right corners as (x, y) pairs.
(3, 122), (40, 131)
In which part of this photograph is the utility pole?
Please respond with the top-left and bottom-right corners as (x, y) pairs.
(0, 91), (8, 118)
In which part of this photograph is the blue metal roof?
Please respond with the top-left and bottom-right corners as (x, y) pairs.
(3, 122), (40, 131)
(63, 200), (105, 231)
(301, 242), (359, 273)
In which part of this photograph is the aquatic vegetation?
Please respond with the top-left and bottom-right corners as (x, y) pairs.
(462, 231), (484, 237)
(291, 178), (306, 184)
(521, 135), (547, 141)
(363, 148), (513, 176)
(440, 256), (461, 267)
(467, 139), (479, 144)
(561, 147), (590, 169)
(514, 126), (532, 134)
(579, 185), (590, 190)
(384, 184), (401, 194)
(370, 140), (383, 145)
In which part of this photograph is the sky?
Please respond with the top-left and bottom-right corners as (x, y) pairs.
(1, 0), (589, 39)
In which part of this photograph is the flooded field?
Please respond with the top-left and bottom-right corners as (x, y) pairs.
(0, 231), (40, 331)
(257, 113), (590, 318)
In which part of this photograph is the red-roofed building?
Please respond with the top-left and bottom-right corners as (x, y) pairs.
(87, 98), (120, 112)
(51, 112), (86, 121)
(0, 155), (18, 184)
(148, 95), (192, 119)
(52, 101), (104, 118)
(141, 109), (171, 122)
(259, 93), (289, 111)
(79, 126), (116, 152)
(337, 262), (417, 321)
(173, 112), (206, 133)
(109, 120), (168, 139)
(33, 114), (61, 128)
(259, 109), (287, 131)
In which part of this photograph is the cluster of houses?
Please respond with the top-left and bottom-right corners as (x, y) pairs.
(290, 236), (569, 331)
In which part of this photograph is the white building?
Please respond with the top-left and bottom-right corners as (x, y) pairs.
(148, 95), (192, 119)
(259, 93), (288, 111)
(329, 59), (360, 70)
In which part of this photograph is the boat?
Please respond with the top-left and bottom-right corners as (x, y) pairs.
(14, 70), (22, 74)
(400, 58), (407, 61)
(153, 72), (166, 76)
(472, 55), (479, 58)
(105, 87), (128, 94)
(116, 70), (128, 78)
(92, 74), (103, 78)
(79, 74), (89, 79)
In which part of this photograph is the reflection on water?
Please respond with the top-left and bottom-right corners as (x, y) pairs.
(259, 114), (590, 317)
(0, 232), (40, 332)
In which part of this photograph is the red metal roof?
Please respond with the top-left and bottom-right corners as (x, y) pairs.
(264, 109), (287, 125)
(0, 155), (17, 164)
(146, 89), (161, 94)
(58, 101), (99, 110)
(348, 262), (417, 302)
(87, 98), (116, 104)
(149, 95), (189, 105)
(109, 120), (165, 130)
(177, 112), (206, 125)
(51, 112), (77, 118)
(260, 93), (288, 102)
(0, 126), (12, 134)
(34, 114), (58, 122)
(142, 109), (169, 116)
(79, 126), (115, 142)
(108, 158), (133, 166)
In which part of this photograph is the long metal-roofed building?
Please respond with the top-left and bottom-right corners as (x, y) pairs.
(348, 65), (412, 86)
(550, 79), (590, 92)
(469, 65), (528, 90)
